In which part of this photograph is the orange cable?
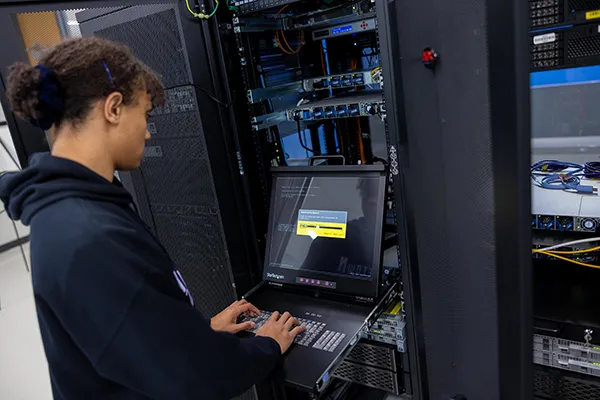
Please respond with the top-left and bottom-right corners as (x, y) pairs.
(275, 31), (294, 54)
(281, 29), (303, 54)
(320, 44), (327, 75)
(275, 5), (303, 55)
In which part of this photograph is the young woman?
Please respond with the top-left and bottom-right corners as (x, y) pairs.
(1, 37), (303, 400)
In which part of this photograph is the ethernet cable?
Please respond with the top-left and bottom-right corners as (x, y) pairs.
(534, 250), (600, 270)
(536, 237), (600, 252)
(226, 0), (239, 12)
(540, 245), (600, 255)
(186, 0), (220, 19)
(531, 160), (597, 194)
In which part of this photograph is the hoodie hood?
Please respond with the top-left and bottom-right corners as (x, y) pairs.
(0, 153), (133, 225)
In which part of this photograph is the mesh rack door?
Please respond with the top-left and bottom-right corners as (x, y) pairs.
(78, 4), (237, 318)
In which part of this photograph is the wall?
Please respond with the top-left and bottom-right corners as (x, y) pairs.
(0, 106), (30, 246)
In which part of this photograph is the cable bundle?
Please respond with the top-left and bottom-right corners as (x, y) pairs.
(585, 162), (600, 179)
(531, 160), (598, 194)
(533, 238), (600, 270)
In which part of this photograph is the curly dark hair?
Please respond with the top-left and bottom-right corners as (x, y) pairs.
(6, 37), (165, 129)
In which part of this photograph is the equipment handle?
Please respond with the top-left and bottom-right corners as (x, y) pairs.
(309, 155), (346, 166)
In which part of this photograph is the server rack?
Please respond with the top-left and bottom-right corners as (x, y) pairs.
(0, 0), (262, 322)
(0, 0), (533, 399)
(529, 1), (600, 397)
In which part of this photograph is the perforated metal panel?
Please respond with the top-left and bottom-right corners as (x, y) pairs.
(78, 4), (237, 318)
(534, 368), (560, 399)
(95, 8), (190, 87)
(334, 360), (399, 394)
(567, 30), (600, 59)
(568, 0), (600, 12)
(534, 367), (600, 400)
(385, 0), (529, 395)
(345, 342), (397, 372)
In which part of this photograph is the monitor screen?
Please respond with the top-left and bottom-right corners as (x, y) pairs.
(264, 170), (385, 296)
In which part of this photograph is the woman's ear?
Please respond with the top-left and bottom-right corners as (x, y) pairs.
(103, 92), (124, 124)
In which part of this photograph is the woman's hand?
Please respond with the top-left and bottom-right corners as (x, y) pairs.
(210, 299), (261, 334)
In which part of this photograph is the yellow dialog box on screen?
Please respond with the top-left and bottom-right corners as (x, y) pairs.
(297, 209), (348, 239)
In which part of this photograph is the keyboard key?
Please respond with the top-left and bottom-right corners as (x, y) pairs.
(249, 310), (340, 352)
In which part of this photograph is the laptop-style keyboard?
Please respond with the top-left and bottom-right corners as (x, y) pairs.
(242, 310), (346, 352)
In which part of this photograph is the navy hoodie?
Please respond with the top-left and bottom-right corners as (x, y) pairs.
(0, 153), (280, 400)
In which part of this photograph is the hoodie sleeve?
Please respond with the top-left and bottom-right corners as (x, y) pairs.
(49, 218), (281, 400)
(94, 275), (281, 400)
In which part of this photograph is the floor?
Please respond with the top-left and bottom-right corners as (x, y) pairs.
(0, 243), (53, 400)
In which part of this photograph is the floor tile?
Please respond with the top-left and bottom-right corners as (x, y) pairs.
(0, 297), (52, 400)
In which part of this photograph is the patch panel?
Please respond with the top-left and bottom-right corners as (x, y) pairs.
(231, 0), (300, 15)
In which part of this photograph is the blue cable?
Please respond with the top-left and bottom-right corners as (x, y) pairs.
(531, 160), (598, 194)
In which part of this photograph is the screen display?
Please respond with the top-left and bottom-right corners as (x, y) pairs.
(332, 25), (353, 35)
(267, 175), (382, 281)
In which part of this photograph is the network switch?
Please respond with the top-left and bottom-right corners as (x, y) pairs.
(303, 70), (382, 92)
(286, 92), (384, 122)
(251, 92), (384, 130)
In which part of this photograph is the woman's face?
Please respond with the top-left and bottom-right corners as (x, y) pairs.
(112, 89), (152, 171)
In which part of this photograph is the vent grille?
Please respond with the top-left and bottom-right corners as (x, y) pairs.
(333, 361), (398, 394)
(345, 342), (397, 372)
(534, 367), (600, 400)
(567, 34), (600, 59)
(534, 368), (560, 398)
(568, 0), (600, 12)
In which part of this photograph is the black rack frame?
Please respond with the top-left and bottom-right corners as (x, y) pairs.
(0, 0), (534, 398)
